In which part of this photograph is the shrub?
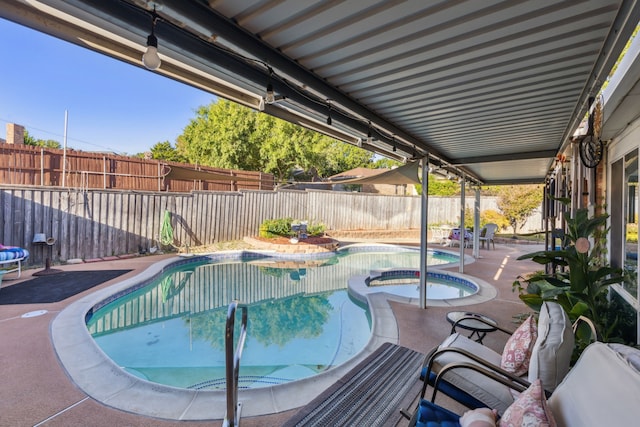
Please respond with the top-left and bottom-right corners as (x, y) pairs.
(627, 223), (638, 243)
(259, 218), (293, 238)
(306, 222), (326, 237)
(462, 208), (509, 231)
(259, 218), (326, 238)
(481, 209), (509, 230)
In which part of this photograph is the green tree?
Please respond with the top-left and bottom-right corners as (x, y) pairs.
(258, 115), (319, 180)
(23, 130), (61, 149)
(149, 141), (187, 162)
(176, 99), (373, 182)
(177, 99), (262, 170)
(311, 139), (373, 177)
(496, 185), (543, 235)
(372, 157), (402, 169)
(426, 175), (460, 196)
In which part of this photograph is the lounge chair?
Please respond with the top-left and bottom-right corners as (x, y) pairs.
(416, 301), (574, 415)
(478, 223), (498, 249)
(0, 245), (29, 279)
(408, 341), (640, 427)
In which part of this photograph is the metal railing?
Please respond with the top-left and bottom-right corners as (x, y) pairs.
(223, 300), (248, 427)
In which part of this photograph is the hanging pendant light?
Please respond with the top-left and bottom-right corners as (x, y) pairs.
(142, 8), (161, 70)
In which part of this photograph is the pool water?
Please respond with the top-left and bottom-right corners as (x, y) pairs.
(367, 275), (476, 299)
(86, 247), (458, 390)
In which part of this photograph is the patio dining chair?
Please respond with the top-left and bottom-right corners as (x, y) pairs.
(414, 301), (574, 416)
(478, 223), (498, 250)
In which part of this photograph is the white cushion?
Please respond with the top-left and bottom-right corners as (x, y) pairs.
(527, 301), (574, 391)
(548, 342), (640, 427)
(433, 333), (514, 414)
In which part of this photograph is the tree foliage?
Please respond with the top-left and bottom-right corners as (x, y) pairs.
(312, 139), (373, 177)
(177, 99), (262, 171)
(175, 99), (374, 181)
(496, 185), (543, 235)
(23, 130), (61, 149)
(372, 157), (403, 169)
(148, 141), (187, 162)
(426, 175), (460, 196)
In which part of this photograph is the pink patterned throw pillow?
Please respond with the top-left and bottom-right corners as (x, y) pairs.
(500, 315), (537, 376)
(498, 379), (556, 427)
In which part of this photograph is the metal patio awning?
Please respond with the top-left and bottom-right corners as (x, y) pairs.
(2, 0), (639, 185)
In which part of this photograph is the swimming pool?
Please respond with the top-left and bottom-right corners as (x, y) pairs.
(52, 244), (492, 419)
(85, 245), (460, 390)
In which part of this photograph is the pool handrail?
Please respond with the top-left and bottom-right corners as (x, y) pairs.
(223, 300), (248, 427)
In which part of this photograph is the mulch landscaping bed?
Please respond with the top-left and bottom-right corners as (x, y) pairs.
(252, 236), (336, 245)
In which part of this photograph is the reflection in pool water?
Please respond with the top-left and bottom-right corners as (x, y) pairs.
(86, 247), (458, 390)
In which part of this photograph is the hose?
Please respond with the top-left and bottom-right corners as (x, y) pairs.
(160, 210), (174, 246)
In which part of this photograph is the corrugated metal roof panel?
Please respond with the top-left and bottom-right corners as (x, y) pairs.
(3, 0), (639, 184)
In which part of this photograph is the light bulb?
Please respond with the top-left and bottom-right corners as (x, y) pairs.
(265, 83), (275, 104)
(142, 46), (161, 70)
(142, 34), (161, 70)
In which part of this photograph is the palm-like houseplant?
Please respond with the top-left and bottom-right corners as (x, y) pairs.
(513, 199), (626, 351)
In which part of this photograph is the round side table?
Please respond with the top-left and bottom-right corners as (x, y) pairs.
(446, 311), (498, 344)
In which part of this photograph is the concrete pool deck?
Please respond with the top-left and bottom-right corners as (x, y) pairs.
(0, 238), (542, 426)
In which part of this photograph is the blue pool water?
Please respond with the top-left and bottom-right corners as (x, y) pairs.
(365, 269), (478, 299)
(86, 246), (459, 390)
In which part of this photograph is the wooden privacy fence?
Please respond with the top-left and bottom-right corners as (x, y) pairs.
(0, 144), (274, 192)
(0, 186), (542, 267)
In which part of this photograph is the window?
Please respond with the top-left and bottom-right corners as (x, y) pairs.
(611, 151), (639, 299)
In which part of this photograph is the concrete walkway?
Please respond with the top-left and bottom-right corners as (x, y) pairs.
(0, 239), (541, 427)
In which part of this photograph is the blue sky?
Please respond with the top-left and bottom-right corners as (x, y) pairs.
(0, 18), (216, 155)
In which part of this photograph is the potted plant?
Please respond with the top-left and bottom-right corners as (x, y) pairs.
(513, 198), (626, 354)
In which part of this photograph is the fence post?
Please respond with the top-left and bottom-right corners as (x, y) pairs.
(40, 148), (44, 186)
